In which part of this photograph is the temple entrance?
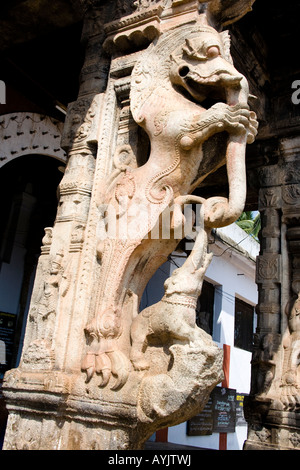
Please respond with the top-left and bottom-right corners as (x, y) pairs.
(0, 154), (64, 445)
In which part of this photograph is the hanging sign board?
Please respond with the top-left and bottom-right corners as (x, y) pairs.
(187, 387), (237, 435)
(0, 312), (16, 379)
(187, 394), (214, 436)
(212, 387), (236, 433)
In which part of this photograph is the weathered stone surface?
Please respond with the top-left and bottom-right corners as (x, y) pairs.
(2, 0), (258, 450)
(244, 138), (300, 451)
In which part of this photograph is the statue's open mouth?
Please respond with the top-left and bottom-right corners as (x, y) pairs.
(178, 66), (242, 107)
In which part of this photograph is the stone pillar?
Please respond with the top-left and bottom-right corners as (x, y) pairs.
(2, 0), (258, 450)
(244, 136), (300, 450)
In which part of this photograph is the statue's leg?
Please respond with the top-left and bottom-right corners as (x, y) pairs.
(130, 312), (152, 370)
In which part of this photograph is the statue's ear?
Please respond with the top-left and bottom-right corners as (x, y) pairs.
(220, 30), (233, 64)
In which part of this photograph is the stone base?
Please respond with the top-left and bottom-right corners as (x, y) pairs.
(244, 427), (300, 451)
(2, 368), (145, 450)
(244, 402), (300, 450)
(2, 336), (223, 450)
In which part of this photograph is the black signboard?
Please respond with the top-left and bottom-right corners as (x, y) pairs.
(0, 312), (16, 379)
(187, 395), (214, 436)
(187, 387), (237, 436)
(212, 387), (236, 433)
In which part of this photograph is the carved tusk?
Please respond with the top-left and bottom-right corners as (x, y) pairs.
(204, 78), (249, 228)
(225, 77), (248, 223)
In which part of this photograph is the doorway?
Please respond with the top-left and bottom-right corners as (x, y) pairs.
(0, 154), (64, 444)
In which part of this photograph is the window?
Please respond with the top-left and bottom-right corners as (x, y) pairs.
(234, 298), (254, 352)
(196, 280), (215, 335)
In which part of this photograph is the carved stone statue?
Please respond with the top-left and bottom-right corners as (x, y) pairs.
(78, 15), (258, 445)
(82, 18), (258, 395)
(130, 216), (213, 371)
(281, 294), (300, 410)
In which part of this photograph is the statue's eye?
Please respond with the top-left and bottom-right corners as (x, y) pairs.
(206, 46), (220, 58)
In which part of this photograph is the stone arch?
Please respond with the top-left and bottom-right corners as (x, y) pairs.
(0, 113), (67, 369)
(0, 112), (67, 169)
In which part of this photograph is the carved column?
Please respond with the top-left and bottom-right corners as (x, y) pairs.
(244, 137), (300, 450)
(2, 0), (258, 450)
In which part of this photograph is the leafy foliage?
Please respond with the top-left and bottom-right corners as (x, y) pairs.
(236, 211), (261, 242)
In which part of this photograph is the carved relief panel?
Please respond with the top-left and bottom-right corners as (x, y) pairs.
(245, 138), (300, 450)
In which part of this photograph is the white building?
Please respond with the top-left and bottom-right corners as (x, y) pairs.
(143, 222), (259, 451)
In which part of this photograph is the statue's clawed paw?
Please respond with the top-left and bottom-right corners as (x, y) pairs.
(211, 103), (258, 143)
